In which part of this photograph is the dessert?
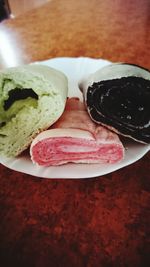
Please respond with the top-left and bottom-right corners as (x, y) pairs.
(0, 64), (68, 157)
(30, 98), (124, 166)
(79, 63), (150, 143)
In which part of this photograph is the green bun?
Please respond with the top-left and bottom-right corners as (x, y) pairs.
(0, 64), (68, 157)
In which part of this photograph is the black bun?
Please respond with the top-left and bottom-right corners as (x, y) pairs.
(80, 63), (150, 144)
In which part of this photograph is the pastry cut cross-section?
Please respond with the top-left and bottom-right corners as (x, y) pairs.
(79, 63), (150, 144)
(30, 98), (124, 166)
(0, 64), (68, 157)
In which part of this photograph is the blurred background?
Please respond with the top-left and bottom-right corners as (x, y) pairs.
(0, 0), (50, 20)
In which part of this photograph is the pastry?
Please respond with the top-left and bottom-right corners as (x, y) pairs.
(79, 63), (150, 143)
(30, 98), (124, 166)
(0, 64), (68, 157)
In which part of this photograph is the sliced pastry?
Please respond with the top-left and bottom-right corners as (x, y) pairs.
(30, 98), (124, 166)
(0, 64), (68, 157)
(79, 63), (150, 144)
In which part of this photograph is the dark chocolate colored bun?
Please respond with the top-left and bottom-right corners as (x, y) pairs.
(79, 63), (150, 144)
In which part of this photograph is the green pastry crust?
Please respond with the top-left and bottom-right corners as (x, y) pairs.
(0, 64), (68, 157)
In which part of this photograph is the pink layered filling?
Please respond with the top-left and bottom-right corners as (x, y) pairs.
(31, 136), (124, 166)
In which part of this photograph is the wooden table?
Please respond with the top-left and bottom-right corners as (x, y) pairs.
(0, 0), (150, 266)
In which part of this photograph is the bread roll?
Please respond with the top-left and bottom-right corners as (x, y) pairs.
(79, 63), (150, 144)
(30, 98), (124, 166)
(0, 64), (68, 157)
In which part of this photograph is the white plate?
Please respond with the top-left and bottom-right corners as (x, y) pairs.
(0, 57), (149, 178)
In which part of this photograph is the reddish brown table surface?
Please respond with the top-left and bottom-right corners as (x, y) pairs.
(0, 0), (150, 266)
